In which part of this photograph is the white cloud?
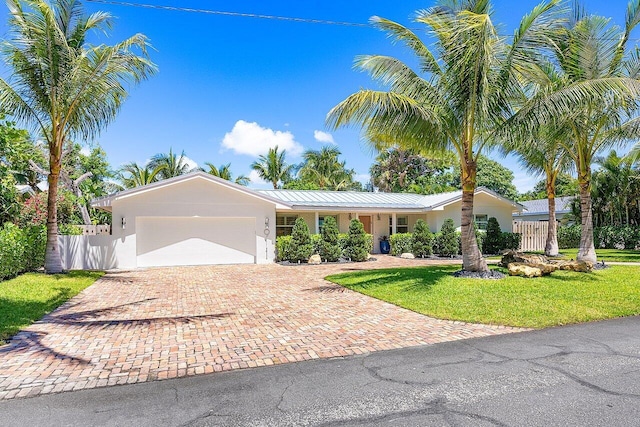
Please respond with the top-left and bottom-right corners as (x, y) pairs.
(182, 155), (199, 171)
(221, 120), (303, 157)
(314, 130), (335, 145)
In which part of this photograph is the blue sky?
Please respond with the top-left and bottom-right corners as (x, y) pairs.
(0, 0), (636, 191)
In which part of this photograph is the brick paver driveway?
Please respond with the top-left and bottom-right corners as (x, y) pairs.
(0, 256), (523, 400)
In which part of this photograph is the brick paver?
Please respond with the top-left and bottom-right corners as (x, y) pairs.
(0, 256), (525, 400)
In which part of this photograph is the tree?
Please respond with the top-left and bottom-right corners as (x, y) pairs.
(0, 0), (156, 273)
(288, 217), (313, 262)
(204, 162), (249, 186)
(411, 219), (433, 257)
(327, 0), (560, 271)
(484, 217), (503, 255)
(251, 146), (293, 189)
(319, 216), (342, 262)
(344, 219), (369, 262)
(296, 146), (359, 191)
(119, 162), (163, 189)
(436, 219), (459, 257)
(149, 148), (193, 180)
(520, 173), (577, 201)
(452, 155), (518, 201)
(507, 1), (640, 263)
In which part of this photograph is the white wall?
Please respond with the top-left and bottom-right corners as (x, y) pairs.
(58, 235), (120, 270)
(428, 192), (515, 232)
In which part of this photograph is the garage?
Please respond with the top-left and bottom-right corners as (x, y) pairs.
(136, 216), (256, 267)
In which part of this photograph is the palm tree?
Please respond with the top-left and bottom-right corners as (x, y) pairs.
(118, 162), (163, 189)
(0, 0), (155, 273)
(204, 162), (249, 186)
(149, 148), (193, 180)
(251, 146), (293, 189)
(298, 146), (356, 190)
(327, 0), (560, 272)
(507, 1), (640, 263)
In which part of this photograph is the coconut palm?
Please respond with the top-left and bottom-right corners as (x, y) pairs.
(204, 162), (249, 186)
(327, 0), (561, 272)
(118, 162), (163, 189)
(148, 148), (194, 180)
(251, 146), (293, 189)
(0, 0), (156, 273)
(507, 1), (640, 263)
(297, 146), (357, 190)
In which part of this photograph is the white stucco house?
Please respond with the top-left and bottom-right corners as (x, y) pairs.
(59, 172), (522, 270)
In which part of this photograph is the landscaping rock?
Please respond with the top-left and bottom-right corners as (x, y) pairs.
(554, 260), (593, 272)
(400, 253), (415, 259)
(500, 251), (549, 267)
(308, 254), (322, 265)
(508, 263), (542, 278)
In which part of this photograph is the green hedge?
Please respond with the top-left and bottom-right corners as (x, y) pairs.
(0, 224), (46, 281)
(558, 225), (640, 249)
(389, 233), (412, 256)
(276, 231), (372, 263)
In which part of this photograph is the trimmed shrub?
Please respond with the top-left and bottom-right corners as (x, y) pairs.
(501, 232), (522, 251)
(311, 234), (322, 254)
(344, 219), (370, 262)
(0, 223), (26, 280)
(288, 218), (314, 262)
(483, 217), (502, 254)
(23, 225), (47, 272)
(59, 224), (83, 235)
(594, 225), (640, 249)
(390, 233), (412, 256)
(411, 219), (433, 257)
(319, 216), (342, 262)
(338, 233), (349, 252)
(275, 235), (292, 262)
(558, 224), (581, 249)
(436, 219), (459, 257)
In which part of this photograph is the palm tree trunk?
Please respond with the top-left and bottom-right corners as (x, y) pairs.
(45, 159), (64, 274)
(577, 168), (597, 263)
(545, 178), (559, 257)
(460, 161), (488, 272)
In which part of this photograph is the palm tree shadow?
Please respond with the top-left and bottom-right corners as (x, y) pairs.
(339, 267), (454, 293)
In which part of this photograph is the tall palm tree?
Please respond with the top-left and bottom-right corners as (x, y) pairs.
(327, 0), (560, 272)
(508, 1), (640, 263)
(251, 146), (293, 189)
(118, 162), (163, 189)
(298, 146), (356, 190)
(0, 0), (156, 273)
(204, 162), (249, 186)
(149, 148), (193, 180)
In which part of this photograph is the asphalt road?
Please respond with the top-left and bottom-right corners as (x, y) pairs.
(1, 316), (639, 426)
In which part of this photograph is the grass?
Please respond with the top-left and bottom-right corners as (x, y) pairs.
(326, 265), (640, 328)
(553, 249), (640, 263)
(0, 271), (104, 345)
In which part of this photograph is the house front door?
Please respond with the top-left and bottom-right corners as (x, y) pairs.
(359, 215), (372, 234)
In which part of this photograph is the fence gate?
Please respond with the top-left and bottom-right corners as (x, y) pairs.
(513, 221), (548, 252)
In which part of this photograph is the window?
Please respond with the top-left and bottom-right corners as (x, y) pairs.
(318, 215), (337, 232)
(389, 216), (409, 234)
(475, 214), (488, 230)
(276, 215), (298, 237)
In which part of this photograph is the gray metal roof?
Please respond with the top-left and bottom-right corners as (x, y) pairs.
(516, 196), (575, 216)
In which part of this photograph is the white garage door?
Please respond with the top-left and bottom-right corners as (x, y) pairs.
(136, 217), (256, 267)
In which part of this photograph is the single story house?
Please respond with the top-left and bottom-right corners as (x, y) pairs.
(81, 172), (522, 270)
(512, 196), (574, 223)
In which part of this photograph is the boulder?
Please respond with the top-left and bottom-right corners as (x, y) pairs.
(308, 254), (322, 265)
(508, 263), (542, 278)
(400, 253), (415, 259)
(554, 260), (593, 272)
(500, 251), (549, 267)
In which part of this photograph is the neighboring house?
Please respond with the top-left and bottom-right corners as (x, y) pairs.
(79, 172), (522, 270)
(513, 196), (574, 223)
(15, 184), (35, 198)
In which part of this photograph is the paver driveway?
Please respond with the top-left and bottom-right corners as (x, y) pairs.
(0, 256), (524, 400)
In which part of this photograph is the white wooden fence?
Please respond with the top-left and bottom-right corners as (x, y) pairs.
(513, 221), (548, 252)
(77, 225), (111, 235)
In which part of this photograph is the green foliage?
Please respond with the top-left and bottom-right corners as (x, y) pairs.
(251, 146), (294, 189)
(411, 219), (433, 257)
(594, 226), (640, 250)
(390, 233), (413, 256)
(296, 146), (361, 191)
(483, 217), (503, 254)
(344, 219), (370, 262)
(319, 216), (342, 262)
(501, 233), (522, 251)
(558, 225), (582, 249)
(275, 235), (292, 262)
(59, 224), (83, 235)
(16, 190), (78, 227)
(0, 174), (20, 224)
(288, 218), (314, 262)
(436, 219), (459, 257)
(0, 224), (46, 281)
(22, 225), (46, 271)
(520, 174), (578, 201)
(453, 155), (519, 201)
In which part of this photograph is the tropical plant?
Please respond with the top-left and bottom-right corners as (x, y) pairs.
(297, 146), (359, 191)
(0, 0), (156, 273)
(204, 162), (249, 186)
(118, 162), (163, 189)
(319, 216), (342, 262)
(411, 219), (433, 257)
(251, 146), (293, 189)
(149, 148), (193, 180)
(327, 0), (560, 271)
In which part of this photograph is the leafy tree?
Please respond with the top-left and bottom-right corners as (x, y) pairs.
(344, 219), (369, 262)
(327, 1), (558, 271)
(319, 216), (342, 262)
(251, 146), (293, 189)
(204, 162), (249, 186)
(452, 155), (518, 201)
(484, 217), (503, 255)
(149, 148), (194, 180)
(520, 173), (577, 201)
(411, 219), (433, 257)
(436, 219), (459, 257)
(296, 146), (359, 191)
(288, 217), (313, 262)
(0, 0), (156, 273)
(119, 162), (164, 189)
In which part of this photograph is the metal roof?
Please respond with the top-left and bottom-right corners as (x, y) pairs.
(515, 196), (575, 216)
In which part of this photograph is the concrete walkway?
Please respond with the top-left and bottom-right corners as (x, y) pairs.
(1, 316), (638, 426)
(0, 256), (522, 400)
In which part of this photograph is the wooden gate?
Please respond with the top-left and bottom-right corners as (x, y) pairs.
(513, 221), (548, 252)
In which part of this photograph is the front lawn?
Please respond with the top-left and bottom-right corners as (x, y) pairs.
(554, 249), (640, 263)
(0, 271), (103, 345)
(326, 265), (640, 328)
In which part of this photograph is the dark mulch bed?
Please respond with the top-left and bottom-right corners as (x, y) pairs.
(278, 257), (377, 266)
(452, 269), (506, 279)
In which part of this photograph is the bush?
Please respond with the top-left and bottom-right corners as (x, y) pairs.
(23, 225), (47, 272)
(558, 224), (581, 249)
(288, 218), (314, 262)
(319, 216), (342, 262)
(484, 217), (503, 254)
(344, 219), (370, 262)
(436, 219), (459, 257)
(390, 233), (412, 256)
(501, 232), (522, 251)
(411, 219), (433, 257)
(0, 223), (26, 280)
(275, 235), (292, 262)
(59, 224), (83, 235)
(594, 225), (640, 249)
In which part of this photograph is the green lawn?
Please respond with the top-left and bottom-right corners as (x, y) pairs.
(553, 249), (640, 263)
(0, 271), (103, 345)
(326, 265), (640, 328)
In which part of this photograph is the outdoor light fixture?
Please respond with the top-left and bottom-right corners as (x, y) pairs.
(265, 216), (270, 228)
(377, 213), (381, 220)
(348, 213), (352, 220)
(121, 217), (126, 229)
